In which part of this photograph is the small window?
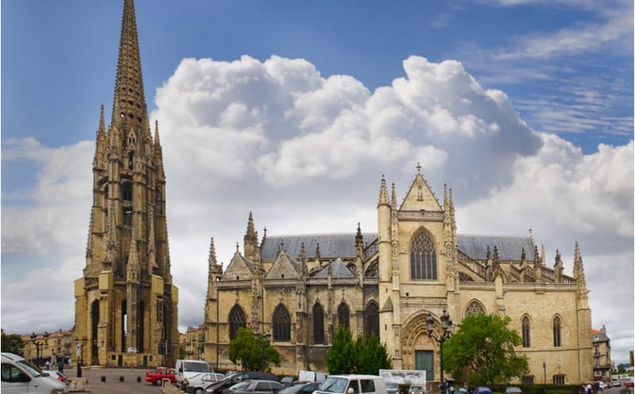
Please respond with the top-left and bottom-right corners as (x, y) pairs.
(123, 208), (133, 226)
(361, 379), (376, 393)
(122, 182), (133, 201)
(553, 375), (566, 385)
(553, 316), (562, 347)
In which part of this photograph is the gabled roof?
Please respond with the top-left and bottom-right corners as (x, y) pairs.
(223, 251), (256, 280)
(313, 258), (354, 278)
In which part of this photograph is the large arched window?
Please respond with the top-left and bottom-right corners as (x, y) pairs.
(522, 316), (531, 348)
(553, 316), (562, 347)
(337, 302), (350, 330)
(364, 301), (379, 339)
(228, 305), (246, 340)
(411, 231), (437, 280)
(273, 304), (291, 342)
(313, 303), (325, 344)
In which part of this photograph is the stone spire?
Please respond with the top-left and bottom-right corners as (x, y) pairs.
(111, 0), (149, 135)
(244, 212), (259, 262)
(355, 222), (364, 257)
(378, 176), (389, 206)
(573, 242), (588, 300)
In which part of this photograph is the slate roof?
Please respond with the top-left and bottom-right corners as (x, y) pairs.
(260, 233), (536, 262)
(457, 235), (536, 261)
(313, 258), (355, 278)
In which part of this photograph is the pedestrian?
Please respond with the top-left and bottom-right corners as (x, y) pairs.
(45, 360), (51, 370)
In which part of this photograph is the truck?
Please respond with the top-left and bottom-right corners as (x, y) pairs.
(379, 369), (427, 387)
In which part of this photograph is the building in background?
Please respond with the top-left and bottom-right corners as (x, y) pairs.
(592, 326), (612, 381)
(73, 0), (179, 368)
(202, 168), (594, 384)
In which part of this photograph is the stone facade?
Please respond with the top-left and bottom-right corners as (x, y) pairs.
(202, 170), (594, 384)
(592, 326), (612, 381)
(73, 0), (179, 368)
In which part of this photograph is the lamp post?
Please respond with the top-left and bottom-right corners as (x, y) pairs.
(75, 336), (87, 378)
(426, 310), (452, 393)
(253, 331), (271, 372)
(30, 332), (49, 367)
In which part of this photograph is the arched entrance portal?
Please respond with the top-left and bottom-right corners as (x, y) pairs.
(402, 312), (438, 383)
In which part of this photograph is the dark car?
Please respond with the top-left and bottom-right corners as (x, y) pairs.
(205, 372), (280, 394)
(224, 380), (284, 394)
(279, 382), (322, 394)
(474, 387), (492, 394)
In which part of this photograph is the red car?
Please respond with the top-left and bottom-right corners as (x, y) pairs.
(145, 367), (176, 385)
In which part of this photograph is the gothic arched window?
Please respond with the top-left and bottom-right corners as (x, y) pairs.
(313, 303), (325, 344)
(338, 302), (350, 330)
(273, 304), (291, 342)
(466, 301), (485, 315)
(228, 305), (246, 340)
(364, 301), (379, 339)
(522, 316), (531, 348)
(122, 182), (133, 201)
(410, 231), (437, 280)
(553, 316), (562, 347)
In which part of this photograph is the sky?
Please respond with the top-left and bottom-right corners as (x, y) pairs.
(2, 0), (633, 365)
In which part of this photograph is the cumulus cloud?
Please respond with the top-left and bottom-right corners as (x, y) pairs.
(2, 55), (632, 361)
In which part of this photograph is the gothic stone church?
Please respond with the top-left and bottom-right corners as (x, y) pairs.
(202, 171), (593, 384)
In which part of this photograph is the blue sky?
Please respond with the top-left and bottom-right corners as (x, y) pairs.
(2, 0), (633, 364)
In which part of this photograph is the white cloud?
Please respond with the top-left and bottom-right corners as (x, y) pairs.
(2, 55), (632, 363)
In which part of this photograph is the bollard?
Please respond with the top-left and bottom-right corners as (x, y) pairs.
(119, 376), (124, 382)
(101, 375), (106, 382)
(137, 376), (141, 382)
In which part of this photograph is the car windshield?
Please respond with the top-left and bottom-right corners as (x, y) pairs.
(320, 377), (349, 393)
(388, 383), (399, 388)
(185, 361), (211, 372)
(411, 386), (423, 391)
(230, 381), (252, 391)
(17, 359), (43, 377)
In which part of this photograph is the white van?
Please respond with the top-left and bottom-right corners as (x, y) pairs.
(315, 374), (387, 394)
(1, 352), (68, 394)
(175, 359), (213, 389)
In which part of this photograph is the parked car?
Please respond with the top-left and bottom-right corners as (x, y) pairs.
(408, 385), (426, 394)
(185, 372), (227, 394)
(456, 388), (469, 394)
(205, 372), (280, 394)
(281, 377), (296, 387)
(145, 367), (176, 385)
(279, 381), (322, 394)
(624, 381), (634, 388)
(223, 380), (284, 394)
(505, 387), (522, 394)
(387, 382), (400, 394)
(43, 370), (69, 385)
(315, 375), (387, 394)
(474, 387), (492, 394)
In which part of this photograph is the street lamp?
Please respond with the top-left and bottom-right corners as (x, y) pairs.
(253, 331), (271, 372)
(30, 331), (49, 367)
(75, 336), (87, 378)
(426, 310), (452, 392)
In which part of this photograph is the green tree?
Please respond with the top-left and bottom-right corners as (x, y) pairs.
(326, 327), (392, 374)
(228, 328), (280, 372)
(442, 313), (529, 386)
(1, 329), (25, 355)
(326, 326), (356, 374)
(355, 333), (392, 375)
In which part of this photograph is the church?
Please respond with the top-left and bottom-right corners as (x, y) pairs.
(73, 0), (179, 368)
(201, 170), (593, 384)
(71, 0), (594, 384)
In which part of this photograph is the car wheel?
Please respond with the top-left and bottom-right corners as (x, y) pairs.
(196, 388), (204, 394)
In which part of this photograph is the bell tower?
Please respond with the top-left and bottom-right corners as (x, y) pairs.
(74, 0), (179, 368)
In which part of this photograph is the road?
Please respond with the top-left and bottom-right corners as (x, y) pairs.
(66, 366), (179, 394)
